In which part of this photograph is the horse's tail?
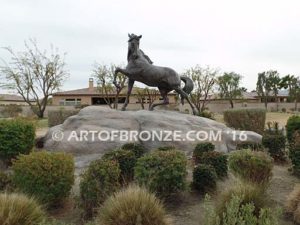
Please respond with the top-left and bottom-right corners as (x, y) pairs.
(180, 76), (194, 105)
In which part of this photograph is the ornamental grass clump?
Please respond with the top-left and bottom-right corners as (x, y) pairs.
(0, 192), (46, 225)
(96, 185), (172, 225)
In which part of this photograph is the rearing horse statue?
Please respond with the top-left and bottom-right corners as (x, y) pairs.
(113, 33), (198, 115)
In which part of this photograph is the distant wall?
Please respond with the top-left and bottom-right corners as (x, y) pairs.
(178, 102), (298, 114)
(0, 102), (298, 118)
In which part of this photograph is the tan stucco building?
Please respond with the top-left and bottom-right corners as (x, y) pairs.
(52, 78), (178, 110)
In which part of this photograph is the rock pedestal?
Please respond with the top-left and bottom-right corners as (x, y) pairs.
(43, 106), (261, 169)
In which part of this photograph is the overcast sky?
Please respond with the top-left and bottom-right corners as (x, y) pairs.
(1, 0), (300, 93)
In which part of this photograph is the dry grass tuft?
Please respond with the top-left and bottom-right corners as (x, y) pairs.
(285, 184), (300, 224)
(96, 185), (173, 225)
(0, 192), (46, 225)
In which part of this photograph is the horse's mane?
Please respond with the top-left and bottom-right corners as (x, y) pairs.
(139, 49), (153, 64)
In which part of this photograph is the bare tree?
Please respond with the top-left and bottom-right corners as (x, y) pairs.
(93, 63), (127, 109)
(183, 65), (218, 112)
(136, 87), (158, 109)
(136, 88), (146, 109)
(0, 39), (68, 118)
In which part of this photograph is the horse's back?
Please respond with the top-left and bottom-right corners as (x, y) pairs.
(143, 64), (181, 87)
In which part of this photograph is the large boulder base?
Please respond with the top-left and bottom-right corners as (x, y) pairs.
(43, 106), (261, 169)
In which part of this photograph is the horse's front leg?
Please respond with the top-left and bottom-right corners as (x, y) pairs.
(122, 79), (135, 111)
(113, 67), (129, 89)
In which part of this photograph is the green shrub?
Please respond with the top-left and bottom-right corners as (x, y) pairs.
(193, 142), (215, 163)
(103, 149), (136, 184)
(0, 171), (11, 191)
(80, 159), (120, 219)
(157, 145), (176, 151)
(223, 108), (266, 134)
(191, 164), (217, 193)
(286, 115), (300, 143)
(228, 149), (273, 185)
(289, 143), (300, 176)
(48, 108), (79, 127)
(96, 185), (172, 225)
(216, 183), (267, 218)
(196, 151), (228, 178)
(12, 151), (74, 207)
(0, 192), (46, 225)
(2, 104), (23, 118)
(121, 142), (146, 158)
(0, 119), (35, 164)
(204, 193), (281, 225)
(198, 110), (215, 120)
(236, 142), (264, 151)
(262, 133), (286, 161)
(135, 150), (187, 198)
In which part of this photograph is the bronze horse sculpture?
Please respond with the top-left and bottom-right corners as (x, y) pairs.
(113, 33), (198, 115)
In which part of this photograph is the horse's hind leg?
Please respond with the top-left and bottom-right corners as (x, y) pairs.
(174, 87), (198, 115)
(149, 89), (169, 111)
(122, 79), (134, 111)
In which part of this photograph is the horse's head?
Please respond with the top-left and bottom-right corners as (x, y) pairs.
(127, 33), (142, 61)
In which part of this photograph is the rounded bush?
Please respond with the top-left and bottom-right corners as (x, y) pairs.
(262, 133), (286, 161)
(217, 183), (267, 217)
(135, 150), (187, 198)
(121, 142), (146, 158)
(197, 151), (228, 178)
(228, 149), (273, 185)
(103, 149), (136, 184)
(80, 159), (120, 218)
(12, 151), (74, 207)
(193, 142), (215, 163)
(0, 192), (46, 225)
(223, 108), (266, 135)
(289, 145), (300, 176)
(191, 164), (217, 193)
(96, 185), (172, 225)
(198, 110), (214, 120)
(236, 142), (264, 151)
(0, 119), (35, 163)
(286, 115), (300, 143)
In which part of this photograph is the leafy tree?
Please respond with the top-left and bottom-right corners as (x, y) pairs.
(0, 39), (68, 118)
(93, 63), (127, 109)
(281, 74), (300, 111)
(217, 72), (244, 108)
(256, 70), (280, 109)
(268, 70), (281, 111)
(183, 65), (218, 112)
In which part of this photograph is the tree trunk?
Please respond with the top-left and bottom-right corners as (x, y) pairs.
(114, 91), (121, 109)
(229, 99), (234, 108)
(275, 94), (279, 111)
(264, 97), (268, 109)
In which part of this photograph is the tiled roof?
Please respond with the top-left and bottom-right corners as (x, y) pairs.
(0, 94), (27, 101)
(53, 87), (176, 96)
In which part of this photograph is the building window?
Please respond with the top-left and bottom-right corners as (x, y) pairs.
(92, 97), (125, 105)
(59, 98), (81, 106)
